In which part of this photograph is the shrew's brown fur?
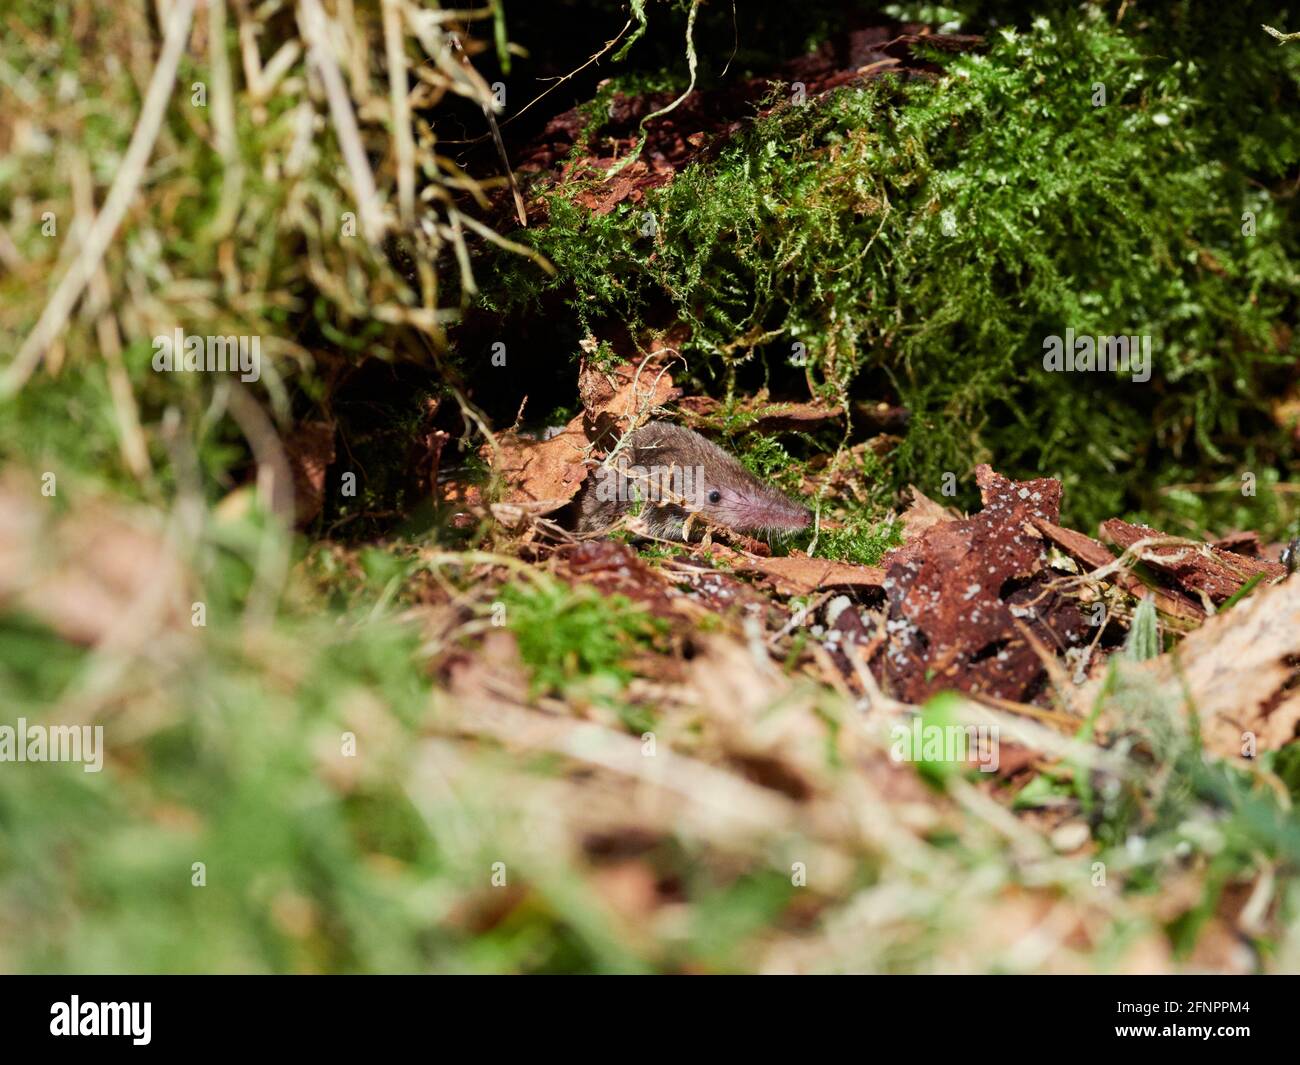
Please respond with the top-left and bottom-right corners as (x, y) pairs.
(575, 422), (811, 540)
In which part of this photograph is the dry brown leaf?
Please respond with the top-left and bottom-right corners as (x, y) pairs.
(579, 357), (678, 427)
(488, 359), (679, 515)
(898, 484), (959, 543)
(728, 550), (885, 597)
(1105, 575), (1300, 759)
(488, 419), (591, 513)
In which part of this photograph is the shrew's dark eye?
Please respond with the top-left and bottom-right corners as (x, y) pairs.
(707, 490), (722, 504)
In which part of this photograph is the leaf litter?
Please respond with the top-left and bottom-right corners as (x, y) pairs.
(394, 355), (1300, 971)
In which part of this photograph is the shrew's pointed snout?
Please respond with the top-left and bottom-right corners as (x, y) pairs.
(753, 492), (813, 533)
(782, 503), (813, 532)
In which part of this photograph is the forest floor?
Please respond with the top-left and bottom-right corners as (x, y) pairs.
(4, 3), (1300, 974)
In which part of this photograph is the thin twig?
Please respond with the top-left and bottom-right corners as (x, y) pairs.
(439, 18), (634, 145)
(448, 32), (526, 226)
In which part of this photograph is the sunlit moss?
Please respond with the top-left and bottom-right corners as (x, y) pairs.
(489, 13), (1300, 535)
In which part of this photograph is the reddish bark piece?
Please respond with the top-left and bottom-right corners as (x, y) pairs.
(572, 158), (675, 215)
(1031, 519), (1114, 571)
(1100, 518), (1284, 604)
(729, 551), (885, 598)
(977, 464), (1063, 515)
(559, 540), (761, 628)
(1212, 530), (1264, 557)
(875, 466), (1087, 703)
(663, 556), (774, 619)
(1033, 518), (1205, 626)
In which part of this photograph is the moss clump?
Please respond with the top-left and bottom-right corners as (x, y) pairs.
(487, 10), (1300, 535)
(808, 516), (904, 566)
(502, 581), (667, 696)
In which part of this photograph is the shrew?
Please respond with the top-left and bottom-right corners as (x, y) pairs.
(574, 421), (811, 541)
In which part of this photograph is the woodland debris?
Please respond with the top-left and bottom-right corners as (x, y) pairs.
(724, 551), (886, 598)
(1033, 518), (1205, 628)
(897, 485), (960, 543)
(1211, 530), (1266, 556)
(675, 395), (844, 433)
(556, 540), (686, 622)
(487, 419), (591, 515)
(1087, 576), (1300, 760)
(578, 356), (680, 442)
(875, 465), (1087, 703)
(506, 27), (984, 226)
(1100, 518), (1284, 604)
(487, 358), (679, 516)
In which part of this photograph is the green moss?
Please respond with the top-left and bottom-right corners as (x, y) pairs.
(488, 12), (1300, 536)
(807, 515), (904, 566)
(502, 581), (666, 696)
(732, 432), (801, 491)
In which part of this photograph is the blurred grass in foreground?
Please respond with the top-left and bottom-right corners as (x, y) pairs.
(3, 470), (1300, 973)
(2, 0), (1300, 974)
